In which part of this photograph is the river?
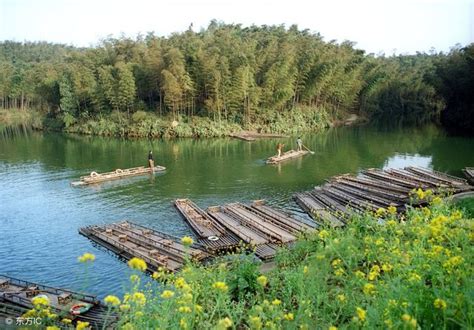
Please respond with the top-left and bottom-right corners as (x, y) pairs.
(0, 124), (473, 297)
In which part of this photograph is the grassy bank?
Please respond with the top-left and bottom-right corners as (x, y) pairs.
(0, 106), (333, 138)
(28, 195), (473, 329)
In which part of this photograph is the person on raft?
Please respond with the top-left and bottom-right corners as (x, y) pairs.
(276, 143), (285, 158)
(148, 150), (155, 170)
(297, 137), (303, 151)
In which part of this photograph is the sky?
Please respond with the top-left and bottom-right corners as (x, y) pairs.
(1, 0), (473, 55)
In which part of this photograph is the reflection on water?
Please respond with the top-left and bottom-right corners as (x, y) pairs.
(0, 124), (473, 297)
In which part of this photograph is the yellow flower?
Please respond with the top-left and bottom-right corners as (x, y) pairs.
(334, 267), (345, 277)
(78, 252), (95, 263)
(128, 257), (147, 272)
(415, 188), (425, 200)
(32, 295), (50, 307)
(119, 304), (130, 312)
(131, 292), (146, 305)
(363, 283), (376, 295)
(61, 318), (72, 324)
(181, 292), (193, 302)
(135, 311), (144, 318)
(318, 230), (330, 239)
(104, 295), (121, 306)
(249, 316), (262, 330)
(434, 298), (447, 309)
(316, 254), (325, 260)
(47, 327), (60, 330)
(402, 314), (411, 322)
(217, 317), (233, 329)
(257, 275), (268, 287)
(409, 318), (417, 329)
(284, 313), (294, 321)
(331, 258), (342, 267)
(387, 205), (397, 215)
(130, 274), (140, 283)
(152, 271), (161, 280)
(178, 306), (192, 313)
(194, 304), (203, 313)
(180, 318), (188, 329)
(382, 263), (393, 272)
(376, 208), (386, 216)
(213, 281), (228, 292)
(76, 321), (90, 330)
(303, 266), (308, 274)
(354, 270), (365, 278)
(431, 196), (442, 205)
(181, 236), (194, 247)
(356, 307), (366, 322)
(337, 294), (346, 302)
(329, 327), (338, 330)
(161, 290), (175, 299)
(272, 299), (281, 305)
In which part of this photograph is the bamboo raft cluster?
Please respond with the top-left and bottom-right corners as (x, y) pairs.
(230, 131), (287, 141)
(71, 165), (166, 186)
(266, 150), (309, 164)
(175, 199), (315, 260)
(0, 275), (117, 328)
(294, 166), (473, 226)
(79, 221), (209, 272)
(463, 167), (474, 185)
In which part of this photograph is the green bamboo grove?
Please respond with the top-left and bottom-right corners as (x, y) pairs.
(0, 22), (473, 135)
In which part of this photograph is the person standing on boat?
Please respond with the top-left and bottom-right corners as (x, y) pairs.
(276, 143), (285, 158)
(148, 150), (155, 170)
(297, 137), (303, 151)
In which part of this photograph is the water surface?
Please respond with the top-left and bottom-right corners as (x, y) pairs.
(0, 124), (472, 297)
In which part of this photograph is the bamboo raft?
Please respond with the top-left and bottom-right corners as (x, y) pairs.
(229, 131), (287, 141)
(79, 221), (209, 272)
(463, 167), (474, 185)
(0, 275), (117, 329)
(174, 199), (241, 251)
(266, 150), (309, 164)
(229, 133), (256, 141)
(71, 166), (166, 186)
(295, 167), (473, 226)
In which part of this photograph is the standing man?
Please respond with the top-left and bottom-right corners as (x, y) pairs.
(297, 137), (303, 151)
(276, 143), (285, 158)
(148, 150), (155, 171)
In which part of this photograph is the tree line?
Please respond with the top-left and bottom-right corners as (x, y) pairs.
(0, 22), (472, 135)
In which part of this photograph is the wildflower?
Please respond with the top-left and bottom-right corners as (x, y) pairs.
(161, 290), (175, 299)
(135, 311), (144, 318)
(382, 263), (393, 272)
(354, 270), (365, 278)
(217, 317), (233, 329)
(78, 252), (95, 263)
(409, 318), (417, 329)
(408, 272), (422, 282)
(387, 205), (397, 215)
(384, 319), (393, 328)
(130, 275), (140, 283)
(331, 258), (342, 267)
(127, 257), (147, 272)
(119, 304), (130, 312)
(318, 230), (329, 239)
(303, 266), (309, 274)
(194, 304), (203, 313)
(316, 254), (325, 260)
(284, 313), (294, 321)
(181, 236), (194, 247)
(178, 306), (192, 313)
(32, 295), (50, 307)
(431, 196), (442, 205)
(152, 272), (161, 280)
(367, 272), (378, 281)
(434, 298), (447, 310)
(375, 238), (385, 246)
(76, 321), (90, 330)
(272, 299), (281, 305)
(337, 294), (346, 302)
(329, 327), (338, 330)
(363, 283), (376, 295)
(180, 318), (188, 329)
(415, 188), (425, 200)
(356, 307), (366, 322)
(249, 316), (262, 330)
(443, 256), (464, 270)
(131, 292), (146, 305)
(47, 327), (60, 330)
(104, 295), (120, 306)
(402, 314), (411, 322)
(257, 275), (268, 287)
(387, 219), (397, 226)
(213, 281), (228, 292)
(376, 208), (386, 216)
(334, 267), (345, 277)
(61, 318), (72, 324)
(175, 277), (187, 288)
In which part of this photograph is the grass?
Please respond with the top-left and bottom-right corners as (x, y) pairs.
(454, 197), (474, 218)
(24, 195), (473, 329)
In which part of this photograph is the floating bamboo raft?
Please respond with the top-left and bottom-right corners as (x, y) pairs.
(463, 167), (474, 185)
(0, 275), (117, 329)
(229, 133), (256, 141)
(266, 150), (309, 164)
(294, 167), (473, 226)
(174, 199), (241, 251)
(71, 166), (166, 186)
(79, 221), (209, 272)
(229, 131), (287, 141)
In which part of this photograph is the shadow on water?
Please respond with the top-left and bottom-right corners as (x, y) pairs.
(0, 124), (473, 296)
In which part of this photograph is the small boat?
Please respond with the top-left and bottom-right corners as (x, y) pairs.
(71, 165), (166, 186)
(463, 167), (474, 185)
(266, 150), (309, 164)
(0, 275), (117, 328)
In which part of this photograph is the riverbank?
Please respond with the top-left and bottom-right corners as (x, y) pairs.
(25, 197), (473, 329)
(0, 107), (344, 138)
